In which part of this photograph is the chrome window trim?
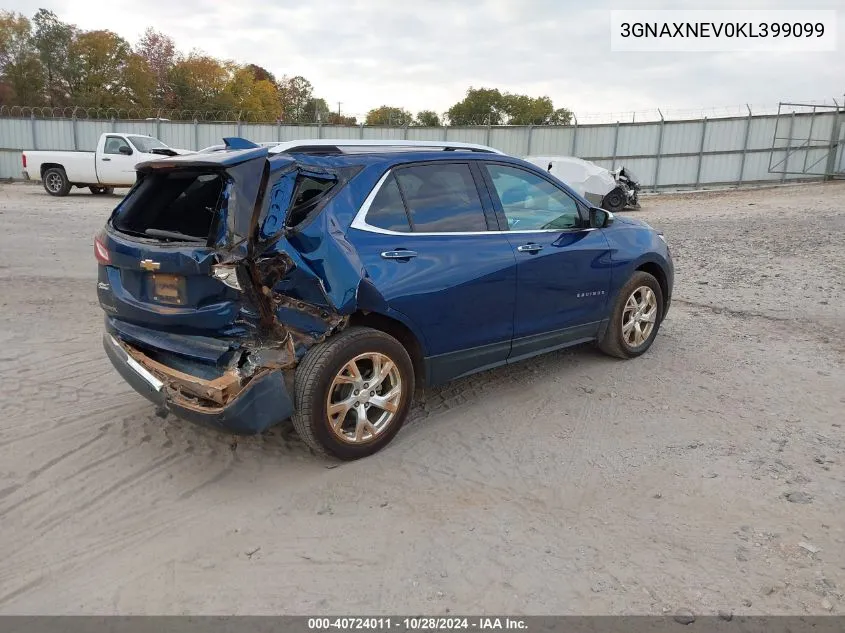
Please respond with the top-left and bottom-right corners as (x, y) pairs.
(350, 169), (593, 237)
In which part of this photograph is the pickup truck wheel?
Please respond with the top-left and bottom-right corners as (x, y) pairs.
(43, 168), (71, 197)
(598, 271), (664, 359)
(292, 326), (415, 460)
(89, 186), (114, 195)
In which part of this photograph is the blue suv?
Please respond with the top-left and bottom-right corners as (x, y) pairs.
(96, 139), (673, 459)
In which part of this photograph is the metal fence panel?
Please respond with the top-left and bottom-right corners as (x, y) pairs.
(0, 118), (34, 150)
(660, 121), (700, 155)
(617, 123), (661, 158)
(704, 118), (747, 152)
(489, 127), (530, 156)
(0, 149), (23, 178)
(2, 113), (841, 186)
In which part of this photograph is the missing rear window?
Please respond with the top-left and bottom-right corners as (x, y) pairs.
(112, 171), (226, 242)
(285, 175), (336, 228)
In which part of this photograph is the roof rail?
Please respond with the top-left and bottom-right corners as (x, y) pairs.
(266, 139), (505, 155)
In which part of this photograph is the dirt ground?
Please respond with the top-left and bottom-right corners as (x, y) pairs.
(0, 180), (842, 616)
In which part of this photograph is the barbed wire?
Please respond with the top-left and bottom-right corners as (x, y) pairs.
(1, 98), (841, 125)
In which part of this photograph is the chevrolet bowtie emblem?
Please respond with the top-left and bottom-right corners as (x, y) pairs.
(140, 259), (161, 271)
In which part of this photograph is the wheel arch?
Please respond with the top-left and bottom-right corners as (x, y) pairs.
(347, 310), (427, 388)
(40, 162), (66, 178)
(634, 260), (669, 320)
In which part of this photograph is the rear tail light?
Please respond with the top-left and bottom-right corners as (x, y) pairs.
(21, 153), (27, 168)
(94, 233), (111, 265)
(212, 264), (242, 291)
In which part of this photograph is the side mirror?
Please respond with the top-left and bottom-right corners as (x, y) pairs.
(118, 145), (132, 156)
(589, 206), (613, 228)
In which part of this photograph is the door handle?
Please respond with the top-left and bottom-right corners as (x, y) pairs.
(101, 157), (111, 161)
(517, 243), (543, 253)
(381, 250), (418, 260)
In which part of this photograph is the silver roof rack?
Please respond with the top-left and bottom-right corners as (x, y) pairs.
(266, 139), (505, 155)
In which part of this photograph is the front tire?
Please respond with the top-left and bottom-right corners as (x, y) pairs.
(599, 271), (664, 359)
(89, 186), (114, 195)
(292, 327), (415, 460)
(602, 186), (627, 213)
(43, 168), (71, 197)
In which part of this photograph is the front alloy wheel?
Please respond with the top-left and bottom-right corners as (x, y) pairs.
(598, 271), (664, 359)
(622, 286), (658, 348)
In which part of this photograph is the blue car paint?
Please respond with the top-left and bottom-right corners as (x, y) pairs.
(99, 146), (673, 435)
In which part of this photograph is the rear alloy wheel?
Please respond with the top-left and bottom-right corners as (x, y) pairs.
(89, 186), (115, 195)
(292, 327), (415, 460)
(598, 271), (664, 359)
(43, 167), (71, 197)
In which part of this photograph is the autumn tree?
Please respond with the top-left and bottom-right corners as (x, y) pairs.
(365, 105), (412, 126)
(224, 65), (281, 120)
(135, 27), (176, 108)
(415, 110), (441, 126)
(245, 63), (275, 84)
(168, 54), (229, 113)
(32, 9), (74, 106)
(0, 11), (44, 105)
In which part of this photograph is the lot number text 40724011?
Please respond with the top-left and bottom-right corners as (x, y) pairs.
(308, 618), (528, 631)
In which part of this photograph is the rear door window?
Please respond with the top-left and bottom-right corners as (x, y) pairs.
(394, 163), (487, 232)
(367, 175), (412, 232)
(485, 163), (581, 230)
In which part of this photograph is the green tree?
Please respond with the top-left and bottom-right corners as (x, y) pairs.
(277, 75), (314, 122)
(446, 87), (506, 125)
(0, 11), (44, 105)
(503, 94), (572, 125)
(32, 9), (75, 107)
(123, 53), (156, 109)
(66, 30), (131, 109)
(415, 110), (441, 126)
(135, 27), (176, 108)
(365, 105), (412, 126)
(305, 96), (331, 123)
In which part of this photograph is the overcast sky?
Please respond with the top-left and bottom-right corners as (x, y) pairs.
(7, 0), (844, 120)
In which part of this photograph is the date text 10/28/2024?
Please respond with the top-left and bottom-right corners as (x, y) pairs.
(308, 618), (528, 631)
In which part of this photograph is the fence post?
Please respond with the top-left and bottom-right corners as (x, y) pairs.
(277, 120), (282, 142)
(737, 105), (752, 187)
(156, 117), (161, 141)
(403, 124), (408, 140)
(526, 125), (534, 156)
(485, 118), (492, 147)
(71, 113), (78, 150)
(802, 106), (818, 174)
(31, 113), (37, 150)
(360, 123), (364, 139)
(111, 117), (116, 133)
(237, 119), (242, 138)
(694, 117), (708, 188)
(611, 120), (620, 170)
(442, 125), (447, 142)
(194, 119), (199, 151)
(653, 110), (665, 192)
(823, 100), (842, 180)
(570, 116), (578, 155)
(782, 111), (795, 183)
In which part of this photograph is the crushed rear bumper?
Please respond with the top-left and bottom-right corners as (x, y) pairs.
(103, 333), (294, 435)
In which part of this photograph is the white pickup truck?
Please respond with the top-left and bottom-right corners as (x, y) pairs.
(22, 133), (190, 197)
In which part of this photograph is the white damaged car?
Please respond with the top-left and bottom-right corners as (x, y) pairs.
(524, 155), (641, 212)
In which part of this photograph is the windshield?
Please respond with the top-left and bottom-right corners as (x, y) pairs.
(128, 136), (169, 153)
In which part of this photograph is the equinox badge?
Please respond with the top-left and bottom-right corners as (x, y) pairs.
(140, 259), (161, 271)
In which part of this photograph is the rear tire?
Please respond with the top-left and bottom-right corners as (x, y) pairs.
(292, 327), (415, 460)
(89, 186), (114, 195)
(599, 271), (664, 359)
(43, 168), (71, 197)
